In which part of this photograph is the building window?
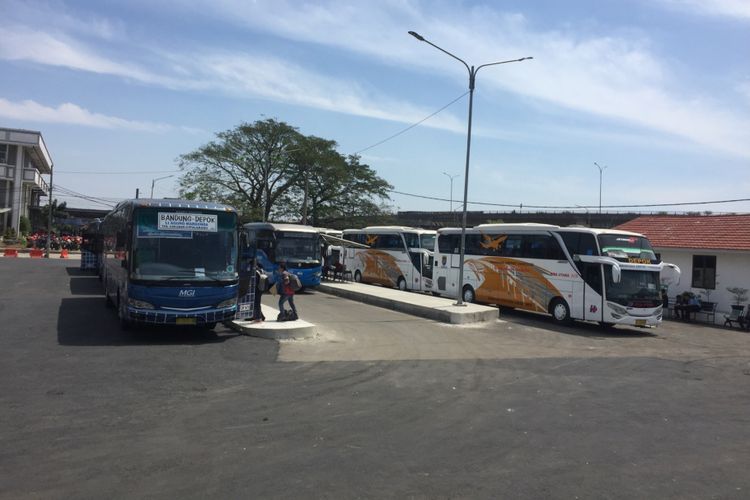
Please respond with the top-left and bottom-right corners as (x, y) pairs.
(692, 255), (716, 289)
(0, 145), (17, 166)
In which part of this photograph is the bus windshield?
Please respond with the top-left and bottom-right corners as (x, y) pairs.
(605, 269), (661, 307)
(274, 231), (320, 263)
(132, 208), (238, 281)
(598, 234), (658, 263)
(420, 234), (436, 251)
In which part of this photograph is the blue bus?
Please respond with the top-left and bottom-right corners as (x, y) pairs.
(101, 199), (239, 329)
(242, 222), (322, 288)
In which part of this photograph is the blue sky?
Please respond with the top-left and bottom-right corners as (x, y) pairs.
(1, 0), (749, 214)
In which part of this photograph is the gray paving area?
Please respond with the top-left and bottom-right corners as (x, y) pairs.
(1, 258), (750, 499)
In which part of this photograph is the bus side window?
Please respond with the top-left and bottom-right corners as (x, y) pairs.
(465, 234), (482, 255)
(377, 234), (403, 250)
(579, 233), (598, 256)
(501, 235), (523, 257)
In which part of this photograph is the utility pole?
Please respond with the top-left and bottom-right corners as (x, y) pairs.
(594, 162), (608, 214)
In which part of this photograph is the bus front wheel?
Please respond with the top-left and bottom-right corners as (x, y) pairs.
(550, 298), (571, 324)
(354, 270), (362, 283)
(397, 277), (407, 291)
(117, 295), (131, 330)
(462, 285), (475, 304)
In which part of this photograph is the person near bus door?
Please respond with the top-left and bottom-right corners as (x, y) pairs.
(252, 262), (266, 322)
(277, 263), (299, 320)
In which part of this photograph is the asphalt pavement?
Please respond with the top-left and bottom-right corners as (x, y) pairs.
(1, 258), (749, 499)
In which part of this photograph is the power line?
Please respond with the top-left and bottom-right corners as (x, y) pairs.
(389, 189), (750, 210)
(54, 169), (180, 174)
(354, 91), (469, 155)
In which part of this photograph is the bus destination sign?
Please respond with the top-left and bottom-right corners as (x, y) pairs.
(158, 212), (217, 232)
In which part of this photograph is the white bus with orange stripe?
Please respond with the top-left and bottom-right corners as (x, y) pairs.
(342, 226), (436, 292)
(432, 223), (680, 327)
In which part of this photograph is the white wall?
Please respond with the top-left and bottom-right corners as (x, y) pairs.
(658, 248), (750, 316)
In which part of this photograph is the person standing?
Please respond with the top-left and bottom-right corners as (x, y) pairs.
(277, 263), (299, 320)
(252, 262), (266, 322)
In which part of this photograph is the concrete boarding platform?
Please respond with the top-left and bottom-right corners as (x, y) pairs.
(318, 281), (498, 324)
(229, 306), (315, 340)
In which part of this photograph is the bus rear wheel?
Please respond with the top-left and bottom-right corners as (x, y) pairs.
(462, 285), (475, 304)
(549, 298), (571, 324)
(354, 270), (362, 283)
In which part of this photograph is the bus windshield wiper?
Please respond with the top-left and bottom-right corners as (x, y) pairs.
(163, 275), (227, 282)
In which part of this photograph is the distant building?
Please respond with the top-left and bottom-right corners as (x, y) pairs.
(0, 128), (53, 234)
(616, 214), (750, 317)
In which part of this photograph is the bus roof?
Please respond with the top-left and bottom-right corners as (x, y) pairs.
(438, 223), (646, 239)
(564, 227), (646, 238)
(345, 226), (436, 234)
(243, 222), (319, 234)
(112, 198), (237, 212)
(474, 223), (560, 231)
(315, 227), (343, 236)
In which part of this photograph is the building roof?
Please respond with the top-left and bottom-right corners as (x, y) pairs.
(0, 127), (53, 174)
(615, 215), (750, 251)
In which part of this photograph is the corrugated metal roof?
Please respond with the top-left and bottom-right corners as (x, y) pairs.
(615, 215), (750, 251)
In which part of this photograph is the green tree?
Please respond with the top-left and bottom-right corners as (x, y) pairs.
(178, 120), (392, 224)
(38, 199), (69, 224)
(178, 119), (304, 221)
(19, 215), (31, 236)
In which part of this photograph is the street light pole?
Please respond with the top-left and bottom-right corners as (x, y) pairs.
(409, 30), (532, 305)
(594, 162), (608, 214)
(442, 172), (459, 214)
(150, 174), (174, 198)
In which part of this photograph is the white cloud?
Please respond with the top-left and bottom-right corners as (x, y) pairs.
(0, 23), (467, 134)
(737, 80), (750, 104)
(4, 0), (125, 40)
(190, 0), (750, 158)
(3, 1), (749, 159)
(178, 51), (467, 133)
(0, 98), (176, 132)
(658, 0), (750, 20)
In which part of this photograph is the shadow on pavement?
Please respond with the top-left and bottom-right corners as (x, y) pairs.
(65, 267), (95, 277)
(68, 274), (102, 295)
(498, 306), (655, 339)
(57, 296), (244, 346)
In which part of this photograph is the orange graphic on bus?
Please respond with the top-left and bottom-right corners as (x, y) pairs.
(479, 234), (507, 252)
(468, 256), (561, 313)
(365, 234), (379, 246)
(356, 250), (400, 287)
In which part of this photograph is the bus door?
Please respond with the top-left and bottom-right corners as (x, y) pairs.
(581, 262), (604, 321)
(408, 249), (433, 291)
(238, 229), (254, 297)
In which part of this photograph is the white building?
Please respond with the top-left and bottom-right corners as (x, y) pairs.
(0, 128), (53, 235)
(617, 215), (750, 319)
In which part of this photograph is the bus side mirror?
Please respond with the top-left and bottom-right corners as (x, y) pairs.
(611, 265), (621, 283)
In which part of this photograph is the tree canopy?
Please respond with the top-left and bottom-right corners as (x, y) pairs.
(178, 119), (392, 226)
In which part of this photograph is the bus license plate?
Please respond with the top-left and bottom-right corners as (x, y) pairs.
(635, 319), (646, 327)
(176, 318), (197, 325)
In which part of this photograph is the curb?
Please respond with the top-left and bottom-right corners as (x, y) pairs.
(318, 283), (498, 325)
(228, 306), (315, 340)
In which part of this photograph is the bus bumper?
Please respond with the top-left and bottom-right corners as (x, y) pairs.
(126, 305), (238, 325)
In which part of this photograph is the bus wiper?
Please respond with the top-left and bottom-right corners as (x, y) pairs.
(163, 275), (228, 282)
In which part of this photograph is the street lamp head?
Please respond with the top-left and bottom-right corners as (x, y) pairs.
(408, 31), (425, 41)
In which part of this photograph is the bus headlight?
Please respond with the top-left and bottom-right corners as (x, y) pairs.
(128, 298), (155, 309)
(217, 298), (237, 309)
(607, 302), (628, 315)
